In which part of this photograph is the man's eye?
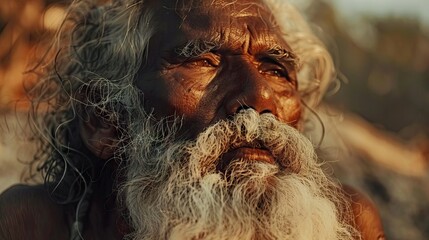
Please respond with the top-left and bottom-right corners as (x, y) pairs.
(261, 69), (287, 78)
(185, 59), (214, 67)
(259, 65), (290, 81)
(182, 56), (220, 68)
(258, 58), (293, 82)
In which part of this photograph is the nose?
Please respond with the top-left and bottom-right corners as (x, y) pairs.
(224, 65), (278, 117)
(225, 83), (277, 116)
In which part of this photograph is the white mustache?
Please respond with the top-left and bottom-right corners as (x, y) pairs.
(186, 109), (314, 175)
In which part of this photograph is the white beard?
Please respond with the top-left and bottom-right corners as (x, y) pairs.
(123, 110), (355, 240)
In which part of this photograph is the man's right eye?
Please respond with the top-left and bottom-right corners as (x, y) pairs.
(183, 59), (215, 68)
(182, 54), (220, 68)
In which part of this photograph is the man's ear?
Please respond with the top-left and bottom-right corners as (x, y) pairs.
(79, 113), (119, 160)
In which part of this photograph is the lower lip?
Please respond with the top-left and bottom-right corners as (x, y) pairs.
(220, 147), (276, 168)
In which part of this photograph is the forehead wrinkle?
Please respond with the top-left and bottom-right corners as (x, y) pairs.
(231, 2), (269, 18)
(166, 0), (288, 55)
(256, 6), (275, 29)
(242, 23), (251, 53)
(238, 19), (282, 55)
(171, 0), (271, 19)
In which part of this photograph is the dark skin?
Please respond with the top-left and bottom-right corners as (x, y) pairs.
(0, 0), (385, 239)
(138, 0), (302, 141)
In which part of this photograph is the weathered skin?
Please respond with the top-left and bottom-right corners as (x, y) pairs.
(0, 0), (385, 239)
(137, 0), (302, 142)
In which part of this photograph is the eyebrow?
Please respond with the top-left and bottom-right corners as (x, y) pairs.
(265, 46), (300, 68)
(174, 39), (223, 58)
(172, 39), (300, 67)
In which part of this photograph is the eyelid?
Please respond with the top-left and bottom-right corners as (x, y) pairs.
(162, 51), (220, 67)
(258, 59), (294, 82)
(184, 53), (221, 67)
(260, 65), (288, 78)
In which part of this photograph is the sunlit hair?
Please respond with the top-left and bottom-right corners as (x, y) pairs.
(29, 0), (153, 202)
(28, 1), (154, 235)
(27, 0), (337, 236)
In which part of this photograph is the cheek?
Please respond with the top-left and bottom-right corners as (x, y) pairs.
(136, 71), (206, 118)
(165, 72), (206, 116)
(136, 73), (171, 116)
(276, 93), (302, 127)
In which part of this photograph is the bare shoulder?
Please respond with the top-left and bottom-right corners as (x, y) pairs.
(0, 184), (70, 240)
(342, 185), (386, 240)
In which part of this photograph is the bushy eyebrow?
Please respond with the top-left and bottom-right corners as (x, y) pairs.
(264, 46), (300, 67)
(172, 40), (300, 68)
(174, 39), (222, 58)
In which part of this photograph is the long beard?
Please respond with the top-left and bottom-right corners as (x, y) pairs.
(123, 110), (355, 240)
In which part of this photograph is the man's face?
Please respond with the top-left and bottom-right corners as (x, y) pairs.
(137, 0), (302, 140)
(123, 1), (353, 240)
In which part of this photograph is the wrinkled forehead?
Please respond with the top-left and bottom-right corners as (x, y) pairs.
(154, 0), (278, 31)
(151, 0), (285, 52)
(173, 0), (273, 20)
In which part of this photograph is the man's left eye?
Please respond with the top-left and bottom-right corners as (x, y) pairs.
(259, 63), (290, 81)
(261, 68), (287, 78)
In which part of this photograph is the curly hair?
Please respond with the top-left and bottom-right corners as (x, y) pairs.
(28, 0), (154, 204)
(28, 0), (335, 216)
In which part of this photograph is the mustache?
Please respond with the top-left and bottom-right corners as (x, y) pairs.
(186, 109), (313, 174)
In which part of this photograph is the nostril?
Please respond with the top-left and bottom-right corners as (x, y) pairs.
(235, 104), (253, 114)
(260, 109), (272, 115)
(234, 105), (273, 115)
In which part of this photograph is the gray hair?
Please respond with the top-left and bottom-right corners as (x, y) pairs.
(28, 0), (335, 224)
(29, 0), (154, 203)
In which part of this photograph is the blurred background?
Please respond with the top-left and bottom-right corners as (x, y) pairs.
(0, 0), (428, 239)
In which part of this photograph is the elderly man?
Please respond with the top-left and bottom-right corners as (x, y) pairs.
(0, 0), (385, 239)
